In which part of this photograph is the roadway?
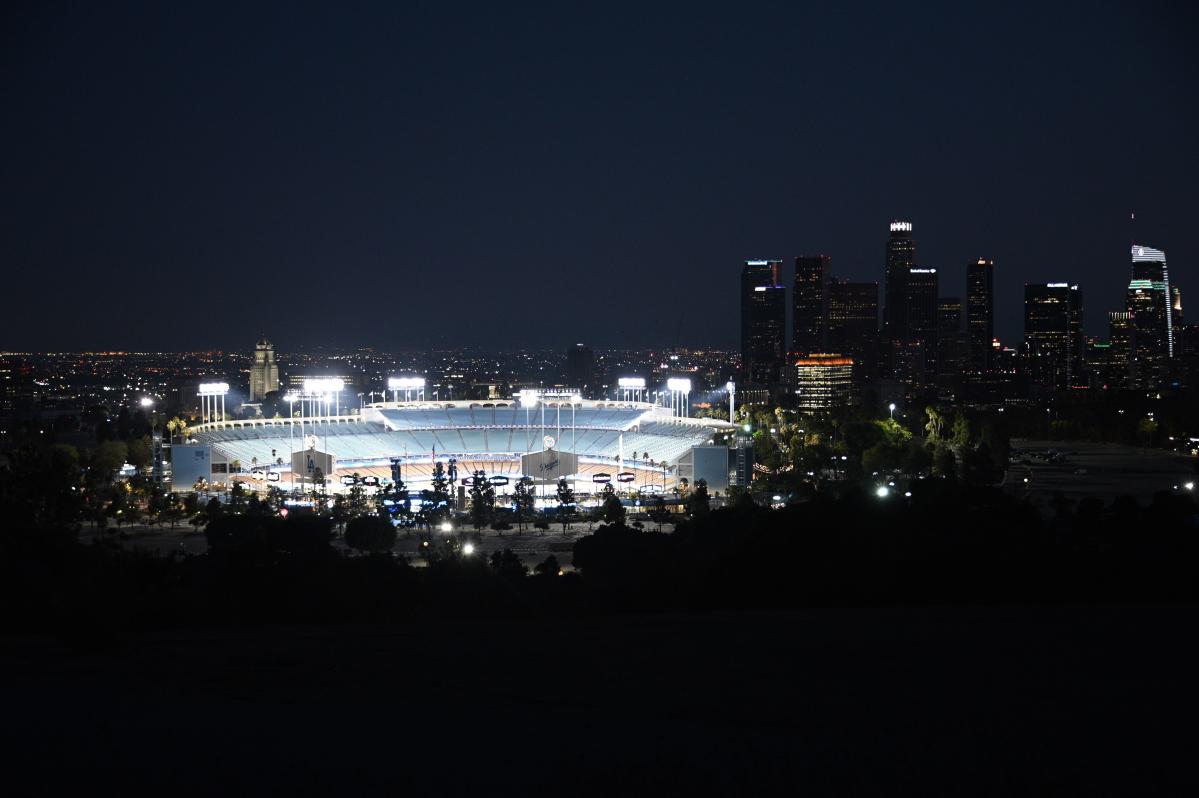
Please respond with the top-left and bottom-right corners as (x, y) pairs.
(1005, 439), (1197, 507)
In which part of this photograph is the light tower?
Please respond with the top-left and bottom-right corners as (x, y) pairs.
(388, 376), (426, 403)
(618, 377), (646, 402)
(198, 382), (230, 424)
(666, 378), (692, 418)
(726, 381), (736, 423)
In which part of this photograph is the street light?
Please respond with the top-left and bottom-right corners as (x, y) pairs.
(139, 396), (154, 408)
(888, 402), (896, 420)
(876, 486), (889, 498)
(462, 542), (475, 556)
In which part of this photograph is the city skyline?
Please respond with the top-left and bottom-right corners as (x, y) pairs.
(2, 2), (1196, 352)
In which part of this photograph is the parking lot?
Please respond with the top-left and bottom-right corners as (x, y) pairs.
(1006, 439), (1198, 507)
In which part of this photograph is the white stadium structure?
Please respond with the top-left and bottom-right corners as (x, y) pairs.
(184, 394), (735, 497)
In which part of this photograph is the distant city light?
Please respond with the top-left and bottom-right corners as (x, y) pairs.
(876, 486), (889, 498)
(462, 543), (475, 556)
(303, 378), (344, 394)
(139, 397), (154, 407)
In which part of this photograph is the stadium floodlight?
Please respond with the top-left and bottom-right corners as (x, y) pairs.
(303, 378), (344, 394)
(519, 388), (539, 408)
(666, 378), (692, 393)
(618, 377), (646, 389)
(198, 382), (230, 396)
(570, 393), (581, 404)
(388, 376), (426, 390)
(283, 391), (299, 403)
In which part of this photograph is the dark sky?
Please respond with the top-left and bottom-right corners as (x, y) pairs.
(3, 1), (1196, 352)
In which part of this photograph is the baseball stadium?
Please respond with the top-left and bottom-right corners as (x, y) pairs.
(180, 390), (735, 500)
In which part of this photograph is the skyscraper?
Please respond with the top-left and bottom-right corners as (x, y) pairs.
(793, 255), (830, 355)
(905, 267), (939, 385)
(565, 343), (595, 397)
(966, 258), (995, 374)
(249, 337), (280, 401)
(1127, 244), (1173, 388)
(1107, 311), (1134, 388)
(1024, 283), (1083, 392)
(935, 297), (967, 398)
(740, 259), (786, 384)
(827, 279), (879, 377)
(884, 221), (917, 344)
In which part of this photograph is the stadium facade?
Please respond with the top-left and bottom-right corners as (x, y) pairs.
(184, 395), (736, 498)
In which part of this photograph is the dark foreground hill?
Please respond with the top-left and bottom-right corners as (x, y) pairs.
(2, 605), (1196, 795)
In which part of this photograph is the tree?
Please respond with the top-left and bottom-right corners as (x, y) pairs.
(126, 436), (152, 471)
(686, 478), (711, 519)
(511, 478), (535, 533)
(600, 483), (625, 525)
(90, 440), (128, 481)
(649, 496), (671, 531)
(534, 554), (560, 577)
(950, 412), (971, 448)
(1138, 417), (1159, 451)
(468, 470), (495, 531)
(555, 478), (577, 533)
(924, 406), (945, 442)
(344, 515), (397, 555)
(426, 462), (451, 527)
(489, 548), (527, 580)
(934, 445), (957, 480)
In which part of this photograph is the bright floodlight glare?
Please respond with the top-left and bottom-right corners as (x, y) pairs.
(1186, 482), (1195, 491)
(462, 543), (475, 556)
(198, 382), (230, 396)
(743, 423), (752, 432)
(889, 403), (896, 411)
(283, 392), (299, 402)
(304, 378), (344, 393)
(726, 381), (735, 393)
(666, 378), (692, 392)
(139, 397), (154, 407)
(439, 521), (453, 533)
(876, 486), (889, 498)
(388, 376), (426, 390)
(519, 388), (539, 408)
(571, 393), (582, 404)
(618, 377), (646, 389)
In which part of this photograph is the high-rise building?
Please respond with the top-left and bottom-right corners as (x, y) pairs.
(1123, 244), (1180, 389)
(249, 337), (280, 401)
(792, 255), (830, 355)
(966, 258), (995, 374)
(1024, 283), (1083, 392)
(884, 221), (917, 344)
(565, 343), (595, 397)
(740, 259), (786, 384)
(905, 267), (939, 385)
(827, 279), (879, 378)
(1107, 311), (1134, 388)
(936, 297), (968, 397)
(794, 354), (854, 411)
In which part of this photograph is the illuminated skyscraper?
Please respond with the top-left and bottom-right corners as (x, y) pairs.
(249, 337), (280, 401)
(827, 279), (879, 378)
(966, 258), (995, 373)
(740, 259), (786, 384)
(884, 221), (917, 344)
(1024, 283), (1084, 391)
(1107, 311), (1134, 388)
(905, 267), (939, 385)
(794, 354), (854, 410)
(1127, 244), (1173, 388)
(792, 255), (830, 355)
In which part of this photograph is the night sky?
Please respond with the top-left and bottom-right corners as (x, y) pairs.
(3, 1), (1196, 352)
